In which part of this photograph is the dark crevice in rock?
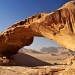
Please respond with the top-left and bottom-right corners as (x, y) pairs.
(19, 21), (25, 25)
(68, 15), (74, 34)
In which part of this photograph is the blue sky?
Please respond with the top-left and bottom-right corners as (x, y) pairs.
(0, 0), (70, 50)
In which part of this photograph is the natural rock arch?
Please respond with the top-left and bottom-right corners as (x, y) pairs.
(0, 1), (75, 56)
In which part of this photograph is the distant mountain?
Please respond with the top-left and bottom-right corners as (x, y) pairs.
(19, 48), (41, 53)
(19, 47), (75, 57)
(40, 47), (75, 56)
(41, 47), (58, 53)
(69, 50), (75, 56)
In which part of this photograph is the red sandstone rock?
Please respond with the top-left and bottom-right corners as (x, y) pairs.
(0, 1), (75, 55)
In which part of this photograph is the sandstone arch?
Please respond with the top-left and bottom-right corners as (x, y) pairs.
(0, 1), (75, 56)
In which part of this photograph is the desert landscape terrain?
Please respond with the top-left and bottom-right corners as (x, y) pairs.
(0, 47), (74, 75)
(19, 47), (73, 65)
(0, 0), (75, 75)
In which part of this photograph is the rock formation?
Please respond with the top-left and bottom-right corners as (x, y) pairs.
(0, 1), (75, 56)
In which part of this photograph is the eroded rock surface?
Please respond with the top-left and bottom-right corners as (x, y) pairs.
(0, 1), (75, 56)
(0, 66), (65, 75)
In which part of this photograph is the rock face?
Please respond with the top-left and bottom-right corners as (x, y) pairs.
(0, 1), (75, 56)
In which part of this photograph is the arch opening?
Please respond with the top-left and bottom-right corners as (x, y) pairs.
(18, 37), (74, 66)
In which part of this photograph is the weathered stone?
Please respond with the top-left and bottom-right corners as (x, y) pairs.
(0, 1), (75, 56)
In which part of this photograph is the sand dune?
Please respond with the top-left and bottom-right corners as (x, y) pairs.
(13, 52), (50, 67)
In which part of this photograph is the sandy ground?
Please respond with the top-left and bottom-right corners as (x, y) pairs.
(0, 52), (70, 66)
(0, 52), (74, 75)
(0, 65), (66, 75)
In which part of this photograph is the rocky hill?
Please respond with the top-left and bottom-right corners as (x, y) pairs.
(41, 47), (75, 56)
(19, 47), (75, 56)
(19, 48), (41, 53)
(41, 47), (58, 53)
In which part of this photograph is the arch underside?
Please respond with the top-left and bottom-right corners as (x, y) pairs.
(0, 1), (75, 56)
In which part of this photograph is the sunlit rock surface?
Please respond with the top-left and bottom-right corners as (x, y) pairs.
(0, 1), (75, 55)
(0, 1), (75, 75)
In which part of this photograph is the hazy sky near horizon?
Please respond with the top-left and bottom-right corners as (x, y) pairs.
(0, 0), (70, 50)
